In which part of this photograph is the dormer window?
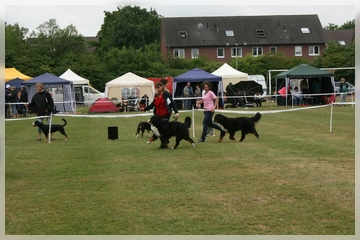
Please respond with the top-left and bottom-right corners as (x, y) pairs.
(301, 28), (310, 34)
(256, 29), (266, 38)
(178, 31), (187, 38)
(225, 30), (234, 37)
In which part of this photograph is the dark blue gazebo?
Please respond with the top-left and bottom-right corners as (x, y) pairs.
(6, 77), (25, 90)
(22, 73), (76, 112)
(172, 68), (223, 99)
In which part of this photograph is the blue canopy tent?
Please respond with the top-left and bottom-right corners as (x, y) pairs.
(173, 68), (224, 107)
(22, 73), (76, 113)
(6, 77), (25, 90)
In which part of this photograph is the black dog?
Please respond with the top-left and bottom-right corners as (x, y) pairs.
(32, 118), (68, 140)
(148, 115), (195, 149)
(135, 121), (152, 138)
(213, 112), (261, 142)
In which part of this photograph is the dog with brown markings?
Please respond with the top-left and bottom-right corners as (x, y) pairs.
(148, 115), (195, 149)
(32, 118), (68, 141)
(213, 112), (261, 142)
(135, 121), (152, 138)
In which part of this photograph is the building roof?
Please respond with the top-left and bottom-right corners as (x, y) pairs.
(161, 14), (326, 47)
(324, 29), (355, 46)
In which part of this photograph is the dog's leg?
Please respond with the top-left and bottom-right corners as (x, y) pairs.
(147, 135), (158, 144)
(171, 138), (180, 149)
(141, 128), (145, 138)
(229, 132), (236, 141)
(159, 136), (170, 149)
(252, 130), (260, 139)
(217, 131), (226, 143)
(184, 136), (195, 148)
(59, 129), (68, 140)
(239, 131), (246, 142)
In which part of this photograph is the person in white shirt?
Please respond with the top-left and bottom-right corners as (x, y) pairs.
(291, 87), (303, 106)
(253, 92), (262, 107)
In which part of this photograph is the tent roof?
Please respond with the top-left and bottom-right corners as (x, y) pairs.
(276, 64), (334, 78)
(5, 68), (32, 81)
(22, 72), (72, 85)
(106, 72), (154, 86)
(212, 63), (249, 80)
(6, 77), (25, 90)
(88, 98), (119, 113)
(59, 69), (90, 85)
(173, 68), (222, 82)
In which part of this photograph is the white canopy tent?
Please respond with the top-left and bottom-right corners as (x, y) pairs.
(212, 63), (249, 90)
(105, 72), (155, 101)
(59, 69), (90, 85)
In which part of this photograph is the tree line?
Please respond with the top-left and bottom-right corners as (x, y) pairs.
(5, 5), (355, 91)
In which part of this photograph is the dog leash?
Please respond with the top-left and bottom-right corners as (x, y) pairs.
(171, 116), (178, 122)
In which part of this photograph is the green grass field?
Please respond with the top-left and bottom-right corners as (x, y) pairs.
(5, 103), (355, 235)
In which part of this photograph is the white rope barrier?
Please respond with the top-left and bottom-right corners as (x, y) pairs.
(5, 102), (354, 141)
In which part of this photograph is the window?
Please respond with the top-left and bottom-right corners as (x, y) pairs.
(252, 47), (263, 56)
(309, 45), (320, 56)
(217, 48), (225, 58)
(231, 47), (242, 57)
(269, 46), (277, 53)
(122, 87), (140, 100)
(295, 46), (302, 56)
(225, 30), (234, 37)
(191, 48), (199, 58)
(256, 29), (266, 37)
(301, 28), (310, 34)
(173, 49), (185, 58)
(178, 31), (187, 38)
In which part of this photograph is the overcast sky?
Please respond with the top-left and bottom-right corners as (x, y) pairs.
(4, 1), (356, 37)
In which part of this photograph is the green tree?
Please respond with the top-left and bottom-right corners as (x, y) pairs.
(339, 19), (355, 29)
(96, 5), (161, 55)
(324, 19), (355, 30)
(5, 22), (30, 68)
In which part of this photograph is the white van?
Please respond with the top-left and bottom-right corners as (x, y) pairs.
(74, 85), (105, 105)
(47, 86), (104, 105)
(249, 75), (267, 97)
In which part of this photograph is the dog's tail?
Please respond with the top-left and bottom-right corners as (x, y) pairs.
(62, 119), (67, 126)
(251, 112), (261, 123)
(184, 116), (191, 128)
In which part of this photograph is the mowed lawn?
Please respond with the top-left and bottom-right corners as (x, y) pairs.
(4, 104), (355, 235)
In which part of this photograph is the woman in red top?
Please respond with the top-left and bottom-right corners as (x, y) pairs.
(144, 81), (179, 147)
(145, 81), (179, 120)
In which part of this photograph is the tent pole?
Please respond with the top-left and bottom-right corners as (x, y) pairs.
(329, 101), (333, 132)
(48, 113), (53, 143)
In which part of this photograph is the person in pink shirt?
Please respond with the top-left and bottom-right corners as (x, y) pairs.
(195, 81), (226, 142)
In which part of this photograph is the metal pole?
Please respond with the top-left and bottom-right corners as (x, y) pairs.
(235, 43), (238, 70)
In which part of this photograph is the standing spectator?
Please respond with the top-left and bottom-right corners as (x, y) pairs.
(19, 86), (28, 116)
(194, 84), (201, 99)
(195, 81), (226, 142)
(183, 82), (193, 109)
(254, 91), (262, 107)
(291, 87), (303, 106)
(5, 84), (11, 118)
(9, 86), (19, 118)
(27, 82), (54, 141)
(339, 78), (348, 107)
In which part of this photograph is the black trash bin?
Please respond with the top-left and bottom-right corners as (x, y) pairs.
(108, 126), (118, 140)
